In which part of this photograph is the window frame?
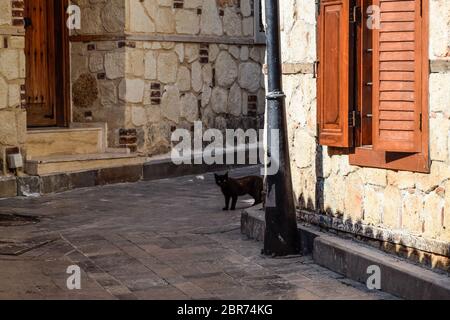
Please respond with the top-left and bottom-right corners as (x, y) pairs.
(254, 0), (266, 44)
(316, 0), (430, 173)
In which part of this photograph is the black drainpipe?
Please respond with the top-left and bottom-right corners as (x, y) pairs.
(263, 0), (299, 256)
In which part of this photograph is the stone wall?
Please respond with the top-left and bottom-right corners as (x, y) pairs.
(126, 0), (256, 37)
(278, 0), (450, 260)
(71, 40), (126, 149)
(71, 0), (125, 35)
(0, 0), (26, 175)
(71, 0), (266, 154)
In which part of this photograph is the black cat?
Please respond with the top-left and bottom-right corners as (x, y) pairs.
(215, 172), (264, 211)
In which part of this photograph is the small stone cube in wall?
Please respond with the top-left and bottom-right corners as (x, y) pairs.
(150, 82), (162, 105)
(173, 0), (184, 9)
(247, 94), (257, 117)
(12, 3), (24, 27)
(199, 44), (209, 64)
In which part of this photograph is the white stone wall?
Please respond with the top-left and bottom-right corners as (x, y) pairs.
(278, 0), (450, 250)
(0, 0), (26, 172)
(71, 0), (266, 154)
(126, 0), (256, 37)
(71, 40), (126, 149)
(71, 0), (125, 35)
(123, 41), (266, 155)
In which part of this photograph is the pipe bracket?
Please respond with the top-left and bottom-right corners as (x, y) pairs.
(266, 91), (286, 100)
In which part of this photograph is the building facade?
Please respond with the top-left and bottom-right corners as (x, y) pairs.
(280, 0), (450, 270)
(0, 0), (266, 192)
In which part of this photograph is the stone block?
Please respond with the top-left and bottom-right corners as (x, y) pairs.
(0, 50), (19, 80)
(238, 62), (262, 92)
(161, 85), (181, 123)
(215, 51), (237, 88)
(382, 186), (402, 229)
(157, 52), (178, 84)
(105, 51), (125, 80)
(0, 177), (17, 198)
(119, 79), (144, 103)
(41, 174), (70, 194)
(17, 176), (42, 197)
(175, 9), (200, 35)
(95, 165), (143, 185)
(200, 0), (223, 36)
(0, 77), (7, 109)
(69, 170), (97, 189)
(0, 1), (11, 25)
(313, 235), (450, 300)
(402, 191), (424, 234)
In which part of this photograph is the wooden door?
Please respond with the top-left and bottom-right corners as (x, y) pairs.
(25, 0), (69, 127)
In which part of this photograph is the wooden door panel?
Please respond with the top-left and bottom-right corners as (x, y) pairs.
(25, 0), (57, 127)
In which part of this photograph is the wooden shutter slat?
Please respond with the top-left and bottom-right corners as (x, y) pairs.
(373, 0), (423, 152)
(380, 41), (415, 51)
(381, 12), (415, 21)
(379, 110), (415, 120)
(379, 120), (416, 131)
(380, 22), (415, 32)
(380, 61), (415, 71)
(380, 81), (415, 91)
(317, 0), (352, 148)
(380, 101), (415, 111)
(380, 51), (415, 61)
(380, 71), (415, 81)
(380, 1), (415, 12)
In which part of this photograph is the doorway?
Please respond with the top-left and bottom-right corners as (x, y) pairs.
(24, 0), (70, 127)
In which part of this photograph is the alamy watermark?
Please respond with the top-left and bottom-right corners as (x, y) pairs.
(66, 265), (81, 290)
(66, 5), (81, 30)
(171, 122), (280, 176)
(366, 265), (381, 290)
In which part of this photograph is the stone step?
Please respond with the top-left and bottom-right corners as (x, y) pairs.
(25, 126), (106, 160)
(25, 152), (145, 176)
(241, 207), (450, 300)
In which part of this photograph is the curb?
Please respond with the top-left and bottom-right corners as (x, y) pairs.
(0, 153), (256, 199)
(241, 207), (450, 300)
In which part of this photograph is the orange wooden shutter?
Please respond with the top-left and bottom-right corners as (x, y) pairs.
(372, 0), (423, 152)
(317, 0), (353, 148)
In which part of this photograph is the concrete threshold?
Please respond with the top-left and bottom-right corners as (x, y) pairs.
(241, 206), (450, 300)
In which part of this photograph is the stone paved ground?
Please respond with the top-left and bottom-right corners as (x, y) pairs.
(0, 167), (396, 300)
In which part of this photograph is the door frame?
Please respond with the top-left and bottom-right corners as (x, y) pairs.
(25, 0), (70, 128)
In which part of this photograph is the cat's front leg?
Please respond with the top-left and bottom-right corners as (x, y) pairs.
(230, 196), (238, 211)
(223, 195), (231, 211)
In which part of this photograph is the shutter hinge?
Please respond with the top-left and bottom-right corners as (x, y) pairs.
(313, 60), (319, 79)
(349, 110), (361, 128)
(419, 113), (423, 131)
(315, 0), (321, 16)
(24, 17), (32, 28)
(350, 6), (361, 24)
(420, 0), (423, 17)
